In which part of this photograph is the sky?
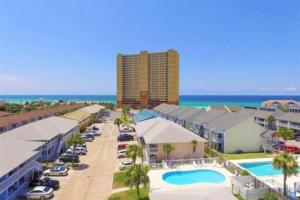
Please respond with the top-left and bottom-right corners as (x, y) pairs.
(0, 0), (299, 95)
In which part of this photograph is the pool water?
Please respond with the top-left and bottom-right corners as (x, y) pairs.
(162, 169), (225, 185)
(239, 162), (285, 176)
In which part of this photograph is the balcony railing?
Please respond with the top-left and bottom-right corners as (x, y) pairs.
(211, 136), (223, 143)
(0, 172), (18, 194)
(0, 160), (42, 193)
(203, 133), (210, 139)
(277, 122), (300, 130)
(149, 148), (158, 154)
(289, 124), (300, 130)
(255, 119), (266, 125)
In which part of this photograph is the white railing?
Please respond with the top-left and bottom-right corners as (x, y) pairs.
(0, 173), (18, 194)
(19, 161), (42, 178)
(289, 124), (300, 130)
(211, 135), (222, 143)
(0, 160), (42, 193)
(148, 158), (218, 169)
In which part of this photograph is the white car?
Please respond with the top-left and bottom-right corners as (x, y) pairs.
(43, 166), (68, 176)
(25, 186), (53, 199)
(119, 160), (133, 170)
(74, 146), (87, 155)
(120, 124), (131, 131)
(118, 149), (127, 158)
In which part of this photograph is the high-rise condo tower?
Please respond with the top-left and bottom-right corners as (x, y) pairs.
(117, 49), (179, 108)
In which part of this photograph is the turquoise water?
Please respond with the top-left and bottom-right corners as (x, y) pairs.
(239, 162), (289, 176)
(0, 95), (300, 108)
(162, 169), (225, 185)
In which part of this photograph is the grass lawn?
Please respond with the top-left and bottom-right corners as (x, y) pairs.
(221, 152), (271, 160)
(108, 188), (149, 200)
(113, 171), (127, 189)
(234, 193), (245, 200)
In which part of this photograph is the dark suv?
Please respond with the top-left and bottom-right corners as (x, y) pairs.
(59, 153), (80, 163)
(117, 134), (134, 142)
(29, 177), (60, 190)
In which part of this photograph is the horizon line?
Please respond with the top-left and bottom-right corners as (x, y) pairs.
(0, 94), (300, 96)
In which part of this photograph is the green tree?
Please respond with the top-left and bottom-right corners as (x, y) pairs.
(273, 152), (298, 195)
(267, 115), (276, 130)
(66, 133), (84, 164)
(277, 127), (294, 144)
(99, 108), (106, 117)
(121, 111), (129, 124)
(125, 164), (149, 200)
(126, 144), (143, 164)
(122, 105), (130, 113)
(191, 140), (198, 155)
(114, 118), (123, 134)
(163, 144), (175, 160)
(90, 115), (99, 124)
(262, 192), (278, 200)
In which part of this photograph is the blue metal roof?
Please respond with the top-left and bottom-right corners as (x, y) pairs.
(133, 109), (158, 122)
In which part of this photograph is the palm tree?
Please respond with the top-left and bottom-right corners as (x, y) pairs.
(267, 115), (276, 130)
(99, 108), (106, 117)
(163, 143), (175, 160)
(125, 164), (149, 200)
(114, 118), (122, 134)
(66, 133), (84, 165)
(191, 140), (198, 155)
(66, 133), (84, 148)
(126, 144), (143, 164)
(277, 127), (294, 144)
(273, 152), (298, 195)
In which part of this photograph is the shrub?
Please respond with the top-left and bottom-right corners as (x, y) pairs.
(241, 170), (250, 176)
(262, 192), (278, 200)
(107, 196), (121, 200)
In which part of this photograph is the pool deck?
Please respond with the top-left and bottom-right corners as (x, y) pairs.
(148, 164), (233, 192)
(230, 158), (300, 192)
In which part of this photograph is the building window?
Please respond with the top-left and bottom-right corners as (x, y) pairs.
(19, 175), (26, 186)
(0, 175), (7, 183)
(8, 181), (18, 196)
(12, 123), (18, 128)
(8, 168), (18, 177)
(149, 144), (158, 148)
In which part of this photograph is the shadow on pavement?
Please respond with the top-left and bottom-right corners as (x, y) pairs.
(73, 163), (90, 171)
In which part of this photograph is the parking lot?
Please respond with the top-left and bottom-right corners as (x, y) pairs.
(50, 120), (119, 200)
(44, 114), (137, 200)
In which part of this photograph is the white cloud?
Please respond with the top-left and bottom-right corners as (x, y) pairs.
(260, 88), (273, 91)
(0, 74), (25, 83)
(0, 74), (34, 94)
(285, 86), (297, 91)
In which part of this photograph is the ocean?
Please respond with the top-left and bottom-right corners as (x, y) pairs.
(1, 95), (300, 108)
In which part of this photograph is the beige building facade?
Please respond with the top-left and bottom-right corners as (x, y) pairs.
(117, 49), (179, 108)
(155, 142), (205, 160)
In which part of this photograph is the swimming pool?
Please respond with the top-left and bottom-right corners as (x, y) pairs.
(162, 169), (225, 185)
(239, 161), (285, 176)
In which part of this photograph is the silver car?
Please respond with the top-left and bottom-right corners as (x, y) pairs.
(26, 186), (53, 199)
(43, 166), (68, 176)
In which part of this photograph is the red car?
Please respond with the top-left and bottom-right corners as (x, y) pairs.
(118, 144), (127, 151)
(284, 145), (300, 154)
